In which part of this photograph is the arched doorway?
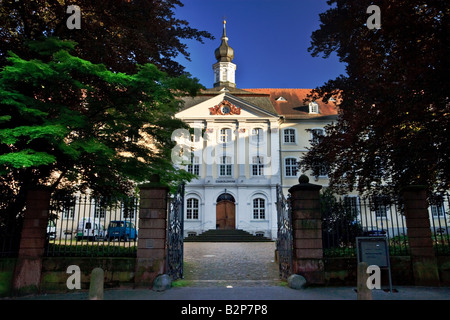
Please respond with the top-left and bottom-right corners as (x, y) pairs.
(216, 193), (235, 229)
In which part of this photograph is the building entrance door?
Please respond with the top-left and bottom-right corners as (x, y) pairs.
(216, 200), (235, 229)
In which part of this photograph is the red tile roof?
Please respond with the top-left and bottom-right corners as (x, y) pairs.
(242, 88), (339, 119)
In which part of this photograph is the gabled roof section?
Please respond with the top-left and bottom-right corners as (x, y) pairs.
(178, 91), (279, 119)
(243, 88), (339, 120)
(180, 87), (279, 117)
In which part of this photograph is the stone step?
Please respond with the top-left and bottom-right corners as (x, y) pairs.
(184, 229), (273, 242)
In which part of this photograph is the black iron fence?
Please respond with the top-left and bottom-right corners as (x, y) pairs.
(44, 194), (139, 257)
(322, 193), (450, 257)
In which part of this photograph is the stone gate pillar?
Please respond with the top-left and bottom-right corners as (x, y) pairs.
(401, 185), (440, 286)
(288, 175), (324, 284)
(12, 187), (51, 295)
(135, 177), (170, 288)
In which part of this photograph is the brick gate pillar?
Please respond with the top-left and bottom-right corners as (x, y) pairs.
(288, 175), (324, 284)
(12, 187), (51, 295)
(401, 185), (440, 286)
(135, 177), (170, 288)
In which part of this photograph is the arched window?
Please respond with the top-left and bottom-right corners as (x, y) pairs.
(217, 193), (235, 203)
(186, 198), (199, 220)
(253, 198), (265, 220)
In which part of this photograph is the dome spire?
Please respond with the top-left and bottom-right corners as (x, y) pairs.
(213, 20), (236, 88)
(215, 19), (234, 62)
(222, 19), (227, 39)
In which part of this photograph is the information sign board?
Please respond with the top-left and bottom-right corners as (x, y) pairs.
(356, 236), (393, 292)
(356, 237), (389, 267)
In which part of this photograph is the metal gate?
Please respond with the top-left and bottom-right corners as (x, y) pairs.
(166, 183), (185, 280)
(276, 184), (293, 280)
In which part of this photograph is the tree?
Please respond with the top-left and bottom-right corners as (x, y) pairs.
(320, 188), (362, 253)
(0, 0), (213, 75)
(0, 37), (201, 227)
(300, 0), (450, 196)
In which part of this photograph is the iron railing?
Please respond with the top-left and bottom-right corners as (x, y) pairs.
(166, 183), (185, 280)
(44, 194), (139, 257)
(322, 193), (450, 257)
(276, 184), (293, 280)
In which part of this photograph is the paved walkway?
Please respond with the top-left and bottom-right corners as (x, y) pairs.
(182, 242), (281, 286)
(6, 242), (450, 301)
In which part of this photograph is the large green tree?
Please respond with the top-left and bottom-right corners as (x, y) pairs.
(0, 38), (201, 228)
(300, 0), (449, 196)
(0, 0), (213, 75)
(0, 1), (211, 226)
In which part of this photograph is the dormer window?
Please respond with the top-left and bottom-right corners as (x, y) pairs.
(309, 102), (319, 114)
(276, 96), (287, 102)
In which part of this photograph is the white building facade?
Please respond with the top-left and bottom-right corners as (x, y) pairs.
(176, 91), (281, 239)
(175, 21), (338, 239)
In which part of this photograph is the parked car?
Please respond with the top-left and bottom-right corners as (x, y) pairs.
(47, 220), (56, 240)
(107, 220), (137, 241)
(76, 218), (105, 241)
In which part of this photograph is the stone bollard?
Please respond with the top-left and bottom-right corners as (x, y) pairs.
(152, 274), (172, 292)
(357, 262), (372, 300)
(88, 268), (104, 300)
(287, 274), (307, 290)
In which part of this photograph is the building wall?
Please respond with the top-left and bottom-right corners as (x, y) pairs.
(279, 119), (330, 195)
(177, 108), (281, 238)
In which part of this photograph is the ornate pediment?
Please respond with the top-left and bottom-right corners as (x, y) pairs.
(209, 100), (241, 115)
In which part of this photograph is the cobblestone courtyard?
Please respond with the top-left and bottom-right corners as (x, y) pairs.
(182, 242), (281, 287)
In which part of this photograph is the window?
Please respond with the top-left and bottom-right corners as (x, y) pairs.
(62, 197), (76, 219)
(219, 156), (232, 176)
(186, 198), (199, 220)
(314, 162), (328, 177)
(285, 158), (298, 177)
(222, 68), (228, 81)
(123, 197), (137, 219)
(252, 156), (264, 176)
(431, 205), (445, 217)
(430, 195), (445, 217)
(373, 196), (389, 218)
(253, 198), (265, 219)
(310, 128), (324, 145)
(94, 199), (106, 218)
(283, 128), (296, 143)
(187, 155), (200, 175)
(344, 196), (360, 217)
(220, 128), (232, 144)
(190, 133), (201, 143)
(251, 128), (264, 144)
(309, 102), (319, 114)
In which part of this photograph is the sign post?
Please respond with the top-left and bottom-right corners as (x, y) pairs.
(356, 237), (393, 293)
